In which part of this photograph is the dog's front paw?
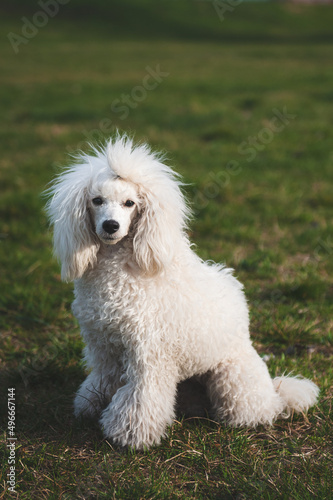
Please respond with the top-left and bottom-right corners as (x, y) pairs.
(100, 382), (174, 450)
(100, 405), (164, 450)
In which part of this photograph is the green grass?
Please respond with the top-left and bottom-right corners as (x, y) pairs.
(1, 1), (332, 498)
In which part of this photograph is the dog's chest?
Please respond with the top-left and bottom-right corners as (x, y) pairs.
(72, 261), (154, 346)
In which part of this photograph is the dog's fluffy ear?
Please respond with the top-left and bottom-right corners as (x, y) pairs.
(45, 164), (99, 281)
(133, 177), (190, 276)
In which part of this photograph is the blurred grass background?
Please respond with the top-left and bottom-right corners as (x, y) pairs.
(0, 1), (332, 498)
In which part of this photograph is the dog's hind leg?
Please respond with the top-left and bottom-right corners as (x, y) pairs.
(205, 345), (318, 427)
(205, 347), (285, 427)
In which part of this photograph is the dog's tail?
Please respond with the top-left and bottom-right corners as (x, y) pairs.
(273, 375), (319, 416)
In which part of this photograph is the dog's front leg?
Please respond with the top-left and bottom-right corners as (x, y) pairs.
(100, 363), (177, 450)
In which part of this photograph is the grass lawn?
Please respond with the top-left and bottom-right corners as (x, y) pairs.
(0, 1), (332, 498)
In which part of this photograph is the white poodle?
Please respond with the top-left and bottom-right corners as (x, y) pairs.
(46, 135), (319, 449)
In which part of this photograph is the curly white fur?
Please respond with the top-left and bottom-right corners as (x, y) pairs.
(46, 134), (319, 449)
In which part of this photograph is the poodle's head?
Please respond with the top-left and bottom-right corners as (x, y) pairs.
(46, 135), (190, 281)
(88, 177), (140, 247)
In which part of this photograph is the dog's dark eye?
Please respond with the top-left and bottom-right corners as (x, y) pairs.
(92, 197), (103, 206)
(124, 200), (135, 208)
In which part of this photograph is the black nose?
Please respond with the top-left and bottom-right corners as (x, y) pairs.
(102, 219), (120, 235)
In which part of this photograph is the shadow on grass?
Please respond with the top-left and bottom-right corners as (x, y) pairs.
(1, 365), (103, 451)
(1, 365), (217, 453)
